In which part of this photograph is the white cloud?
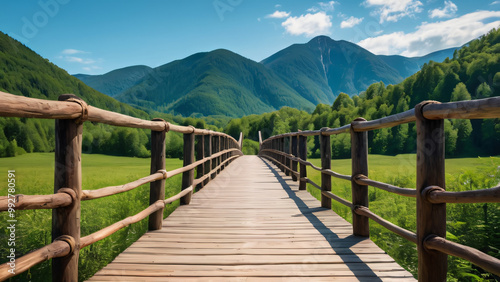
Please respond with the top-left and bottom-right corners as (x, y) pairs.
(491, 0), (500, 4)
(364, 0), (423, 23)
(282, 12), (332, 37)
(308, 1), (337, 12)
(341, 16), (364, 28)
(266, 10), (291, 19)
(65, 56), (95, 64)
(429, 1), (458, 18)
(357, 11), (500, 56)
(61, 49), (88, 55)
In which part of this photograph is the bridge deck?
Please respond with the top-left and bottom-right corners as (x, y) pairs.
(88, 156), (415, 281)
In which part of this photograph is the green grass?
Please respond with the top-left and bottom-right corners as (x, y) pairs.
(0, 153), (183, 281)
(305, 154), (500, 279)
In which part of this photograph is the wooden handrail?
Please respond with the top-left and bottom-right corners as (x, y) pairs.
(424, 185), (500, 204)
(0, 236), (75, 281)
(259, 96), (500, 281)
(0, 92), (243, 280)
(0, 189), (75, 211)
(355, 206), (417, 244)
(424, 235), (500, 276)
(354, 174), (417, 197)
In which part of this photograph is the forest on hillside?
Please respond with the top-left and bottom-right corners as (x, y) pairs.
(1, 29), (500, 159)
(226, 28), (500, 158)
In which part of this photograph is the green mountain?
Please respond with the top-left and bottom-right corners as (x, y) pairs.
(261, 36), (457, 103)
(74, 65), (153, 97)
(0, 31), (155, 157)
(116, 49), (315, 117)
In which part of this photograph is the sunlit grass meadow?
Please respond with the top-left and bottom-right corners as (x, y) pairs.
(0, 153), (183, 281)
(304, 154), (500, 279)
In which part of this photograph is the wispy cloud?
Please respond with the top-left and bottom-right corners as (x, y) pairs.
(491, 0), (500, 4)
(64, 56), (95, 64)
(266, 10), (291, 19)
(429, 1), (458, 18)
(364, 0), (423, 23)
(61, 49), (88, 55)
(341, 16), (364, 28)
(358, 11), (500, 56)
(282, 12), (332, 37)
(308, 1), (337, 13)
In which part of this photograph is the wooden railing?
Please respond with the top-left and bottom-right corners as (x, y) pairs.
(0, 91), (243, 281)
(259, 97), (500, 281)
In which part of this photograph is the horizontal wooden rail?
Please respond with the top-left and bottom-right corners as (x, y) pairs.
(355, 206), (417, 244)
(305, 178), (321, 190)
(260, 155), (299, 177)
(0, 91), (238, 143)
(322, 191), (353, 209)
(168, 148), (240, 178)
(354, 175), (417, 197)
(260, 97), (500, 142)
(0, 188), (75, 211)
(0, 236), (75, 280)
(424, 235), (500, 276)
(82, 171), (166, 200)
(260, 97), (500, 281)
(80, 186), (193, 249)
(193, 155), (241, 187)
(423, 97), (500, 120)
(424, 185), (500, 204)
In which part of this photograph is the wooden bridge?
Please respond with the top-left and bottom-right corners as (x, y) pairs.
(88, 155), (414, 281)
(0, 91), (499, 281)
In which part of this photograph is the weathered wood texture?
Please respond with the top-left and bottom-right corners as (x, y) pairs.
(181, 132), (195, 205)
(350, 118), (369, 237)
(320, 130), (332, 209)
(52, 94), (82, 281)
(148, 121), (166, 231)
(416, 102), (447, 282)
(89, 156), (414, 281)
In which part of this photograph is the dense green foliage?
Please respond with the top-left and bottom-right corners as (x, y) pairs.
(0, 153), (183, 281)
(226, 28), (500, 158)
(0, 31), (225, 159)
(305, 155), (500, 280)
(117, 49), (315, 117)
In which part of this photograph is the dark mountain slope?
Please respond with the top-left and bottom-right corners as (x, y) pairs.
(74, 65), (153, 97)
(117, 49), (315, 117)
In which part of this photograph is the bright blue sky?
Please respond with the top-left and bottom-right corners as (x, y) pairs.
(1, 0), (499, 75)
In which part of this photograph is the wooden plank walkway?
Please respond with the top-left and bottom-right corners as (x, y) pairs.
(88, 156), (416, 281)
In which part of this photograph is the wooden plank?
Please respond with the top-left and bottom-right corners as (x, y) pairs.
(88, 156), (415, 281)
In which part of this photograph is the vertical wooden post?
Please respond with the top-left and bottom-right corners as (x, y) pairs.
(221, 137), (227, 170)
(205, 134), (212, 184)
(280, 137), (285, 172)
(320, 128), (331, 209)
(291, 135), (298, 181)
(148, 119), (166, 230)
(416, 101), (447, 282)
(299, 135), (307, 190)
(195, 134), (205, 191)
(212, 135), (218, 178)
(181, 130), (195, 205)
(218, 136), (223, 174)
(258, 131), (263, 152)
(52, 94), (83, 281)
(351, 118), (369, 237)
(285, 137), (291, 176)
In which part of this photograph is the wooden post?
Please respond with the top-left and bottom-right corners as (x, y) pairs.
(212, 135), (218, 179)
(298, 135), (307, 190)
(285, 137), (291, 176)
(195, 134), (205, 191)
(218, 136), (223, 174)
(416, 101), (447, 281)
(181, 130), (195, 205)
(280, 137), (285, 172)
(351, 118), (369, 237)
(291, 135), (298, 181)
(320, 128), (331, 209)
(52, 94), (83, 281)
(148, 119), (166, 230)
(258, 131), (263, 152)
(205, 134), (212, 184)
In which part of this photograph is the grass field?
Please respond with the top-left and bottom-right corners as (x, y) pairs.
(0, 153), (183, 281)
(304, 154), (500, 278)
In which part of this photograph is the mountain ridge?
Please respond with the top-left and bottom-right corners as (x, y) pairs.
(74, 35), (458, 117)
